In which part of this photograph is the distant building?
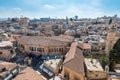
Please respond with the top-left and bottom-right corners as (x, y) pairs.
(20, 17), (29, 26)
(66, 17), (69, 25)
(74, 15), (78, 21)
(40, 17), (50, 22)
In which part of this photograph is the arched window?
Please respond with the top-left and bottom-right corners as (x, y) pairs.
(64, 72), (69, 80)
(54, 48), (56, 52)
(56, 48), (58, 52)
(61, 48), (63, 52)
(49, 49), (51, 52)
(42, 48), (44, 52)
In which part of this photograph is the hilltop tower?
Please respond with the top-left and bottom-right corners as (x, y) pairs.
(105, 19), (116, 56)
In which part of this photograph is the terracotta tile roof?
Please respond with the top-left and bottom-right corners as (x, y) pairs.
(13, 67), (46, 80)
(17, 36), (65, 46)
(0, 50), (10, 59)
(78, 42), (91, 49)
(63, 42), (78, 64)
(17, 35), (74, 46)
(0, 61), (18, 79)
(9, 37), (16, 42)
(0, 61), (17, 71)
(63, 42), (85, 74)
(52, 35), (74, 43)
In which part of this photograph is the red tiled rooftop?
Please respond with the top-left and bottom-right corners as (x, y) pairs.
(63, 42), (78, 64)
(17, 36), (66, 46)
(78, 42), (91, 49)
(13, 67), (46, 80)
(0, 50), (10, 59)
(9, 37), (16, 42)
(63, 42), (85, 74)
(0, 61), (17, 71)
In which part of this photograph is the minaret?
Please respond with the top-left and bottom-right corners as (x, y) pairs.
(105, 19), (116, 56)
(66, 16), (69, 29)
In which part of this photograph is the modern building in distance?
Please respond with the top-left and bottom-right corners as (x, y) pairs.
(40, 17), (50, 22)
(74, 15), (78, 21)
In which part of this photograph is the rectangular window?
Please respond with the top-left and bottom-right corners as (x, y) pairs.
(54, 48), (56, 52)
(51, 48), (53, 52)
(42, 48), (44, 52)
(61, 48), (63, 52)
(29, 47), (36, 51)
(49, 49), (51, 52)
(56, 48), (58, 52)
(37, 48), (42, 52)
(59, 48), (63, 52)
(59, 48), (61, 52)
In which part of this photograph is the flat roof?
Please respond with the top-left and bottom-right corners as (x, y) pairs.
(85, 58), (103, 71)
(0, 41), (13, 47)
(44, 59), (61, 70)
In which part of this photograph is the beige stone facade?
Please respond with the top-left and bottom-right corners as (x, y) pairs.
(17, 35), (74, 55)
(105, 31), (116, 56)
(63, 66), (84, 80)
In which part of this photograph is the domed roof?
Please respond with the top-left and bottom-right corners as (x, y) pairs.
(64, 29), (76, 36)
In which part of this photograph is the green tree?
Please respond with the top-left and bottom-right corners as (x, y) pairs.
(109, 38), (120, 71)
(110, 38), (120, 63)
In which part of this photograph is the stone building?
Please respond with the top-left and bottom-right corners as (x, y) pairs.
(17, 35), (74, 56)
(62, 42), (85, 80)
(84, 58), (108, 80)
(105, 21), (117, 56)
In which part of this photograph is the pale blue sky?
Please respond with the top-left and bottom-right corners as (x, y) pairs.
(0, 0), (120, 18)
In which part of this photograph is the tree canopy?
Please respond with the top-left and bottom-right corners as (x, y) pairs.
(110, 38), (120, 63)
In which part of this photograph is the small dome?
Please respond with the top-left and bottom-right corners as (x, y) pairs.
(64, 29), (76, 36)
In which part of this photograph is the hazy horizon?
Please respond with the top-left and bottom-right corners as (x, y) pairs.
(0, 0), (120, 18)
